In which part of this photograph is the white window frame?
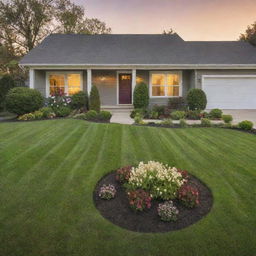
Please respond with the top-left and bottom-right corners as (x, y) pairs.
(46, 71), (83, 97)
(149, 71), (182, 98)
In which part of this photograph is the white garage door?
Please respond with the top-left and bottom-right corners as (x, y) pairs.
(202, 75), (256, 109)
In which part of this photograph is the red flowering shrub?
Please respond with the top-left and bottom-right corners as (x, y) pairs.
(116, 166), (132, 183)
(177, 169), (189, 179)
(178, 184), (200, 208)
(127, 189), (152, 211)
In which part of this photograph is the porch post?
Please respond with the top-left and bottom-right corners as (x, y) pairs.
(132, 69), (136, 104)
(87, 69), (92, 95)
(29, 68), (35, 89)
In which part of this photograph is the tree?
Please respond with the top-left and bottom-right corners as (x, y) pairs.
(163, 28), (175, 35)
(239, 22), (256, 46)
(133, 82), (149, 109)
(89, 85), (101, 112)
(55, 0), (111, 34)
(0, 0), (54, 54)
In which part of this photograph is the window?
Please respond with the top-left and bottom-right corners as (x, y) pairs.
(48, 72), (82, 96)
(150, 72), (181, 97)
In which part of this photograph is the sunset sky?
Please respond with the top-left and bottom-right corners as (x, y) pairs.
(75, 0), (256, 41)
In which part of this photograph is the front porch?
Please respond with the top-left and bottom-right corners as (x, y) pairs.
(29, 68), (195, 108)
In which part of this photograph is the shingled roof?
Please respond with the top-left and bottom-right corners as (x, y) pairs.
(20, 34), (256, 66)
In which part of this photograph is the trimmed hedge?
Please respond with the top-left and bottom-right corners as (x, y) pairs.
(71, 91), (89, 110)
(5, 87), (44, 115)
(238, 120), (253, 130)
(187, 89), (207, 110)
(133, 82), (149, 109)
(89, 86), (101, 112)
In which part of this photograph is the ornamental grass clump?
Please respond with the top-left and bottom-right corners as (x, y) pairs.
(178, 184), (200, 208)
(157, 201), (179, 222)
(126, 161), (186, 200)
(116, 166), (132, 183)
(127, 189), (152, 211)
(99, 184), (116, 200)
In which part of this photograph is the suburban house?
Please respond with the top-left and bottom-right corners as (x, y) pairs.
(20, 34), (256, 109)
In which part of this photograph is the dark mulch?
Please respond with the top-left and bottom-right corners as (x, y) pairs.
(93, 171), (213, 233)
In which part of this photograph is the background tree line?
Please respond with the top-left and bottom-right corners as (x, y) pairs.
(0, 0), (111, 78)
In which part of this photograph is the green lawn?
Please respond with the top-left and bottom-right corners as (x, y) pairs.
(0, 119), (255, 256)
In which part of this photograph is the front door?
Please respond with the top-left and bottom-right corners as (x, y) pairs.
(119, 73), (132, 104)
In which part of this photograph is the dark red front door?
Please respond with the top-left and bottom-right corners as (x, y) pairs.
(119, 74), (132, 104)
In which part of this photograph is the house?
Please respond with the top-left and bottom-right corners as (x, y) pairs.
(20, 34), (256, 109)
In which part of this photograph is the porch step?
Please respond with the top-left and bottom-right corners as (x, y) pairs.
(102, 105), (133, 112)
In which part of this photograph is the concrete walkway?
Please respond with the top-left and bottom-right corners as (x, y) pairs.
(109, 109), (134, 124)
(222, 110), (256, 127)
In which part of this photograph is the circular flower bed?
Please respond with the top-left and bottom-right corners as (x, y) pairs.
(94, 161), (213, 233)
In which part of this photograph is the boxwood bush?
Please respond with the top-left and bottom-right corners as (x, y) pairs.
(54, 106), (71, 117)
(222, 114), (233, 124)
(187, 89), (207, 110)
(89, 86), (101, 112)
(98, 111), (112, 121)
(171, 111), (186, 120)
(5, 87), (44, 115)
(209, 109), (223, 119)
(238, 120), (253, 130)
(84, 110), (98, 121)
(133, 82), (149, 109)
(71, 91), (89, 110)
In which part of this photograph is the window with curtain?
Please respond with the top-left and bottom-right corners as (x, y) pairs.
(49, 73), (82, 96)
(151, 72), (181, 97)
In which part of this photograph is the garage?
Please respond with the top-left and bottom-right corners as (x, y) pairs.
(202, 75), (256, 109)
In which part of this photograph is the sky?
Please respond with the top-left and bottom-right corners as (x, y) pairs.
(74, 0), (256, 41)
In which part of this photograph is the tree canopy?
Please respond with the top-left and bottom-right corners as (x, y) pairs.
(239, 21), (256, 46)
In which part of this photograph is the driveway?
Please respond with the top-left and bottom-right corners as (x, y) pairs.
(222, 110), (256, 128)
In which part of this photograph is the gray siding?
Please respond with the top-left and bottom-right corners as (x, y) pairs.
(92, 70), (117, 105)
(196, 69), (256, 89)
(34, 70), (46, 97)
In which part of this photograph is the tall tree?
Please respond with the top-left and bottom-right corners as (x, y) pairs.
(55, 0), (111, 34)
(239, 21), (256, 46)
(0, 0), (54, 54)
(163, 28), (175, 35)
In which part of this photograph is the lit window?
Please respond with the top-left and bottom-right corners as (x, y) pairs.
(151, 72), (181, 97)
(68, 74), (81, 95)
(48, 73), (82, 96)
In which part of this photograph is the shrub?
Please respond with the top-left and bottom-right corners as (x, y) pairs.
(160, 118), (173, 126)
(179, 119), (187, 128)
(130, 108), (146, 118)
(177, 169), (189, 179)
(238, 120), (253, 131)
(127, 189), (152, 211)
(73, 113), (86, 120)
(133, 82), (149, 109)
(149, 110), (159, 119)
(98, 110), (112, 121)
(99, 184), (116, 200)
(168, 97), (187, 110)
(89, 85), (101, 112)
(152, 105), (165, 117)
(178, 184), (200, 208)
(18, 113), (35, 121)
(33, 110), (43, 120)
(171, 110), (186, 120)
(187, 88), (207, 110)
(126, 161), (186, 200)
(54, 106), (71, 117)
(71, 91), (89, 110)
(5, 87), (44, 115)
(40, 107), (55, 119)
(222, 114), (233, 123)
(134, 113), (143, 124)
(201, 118), (211, 127)
(202, 111), (210, 118)
(0, 75), (16, 110)
(186, 110), (201, 120)
(157, 201), (179, 222)
(84, 110), (98, 121)
(47, 94), (72, 110)
(209, 108), (223, 119)
(116, 166), (132, 183)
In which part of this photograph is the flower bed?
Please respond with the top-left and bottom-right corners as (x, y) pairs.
(94, 161), (213, 233)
